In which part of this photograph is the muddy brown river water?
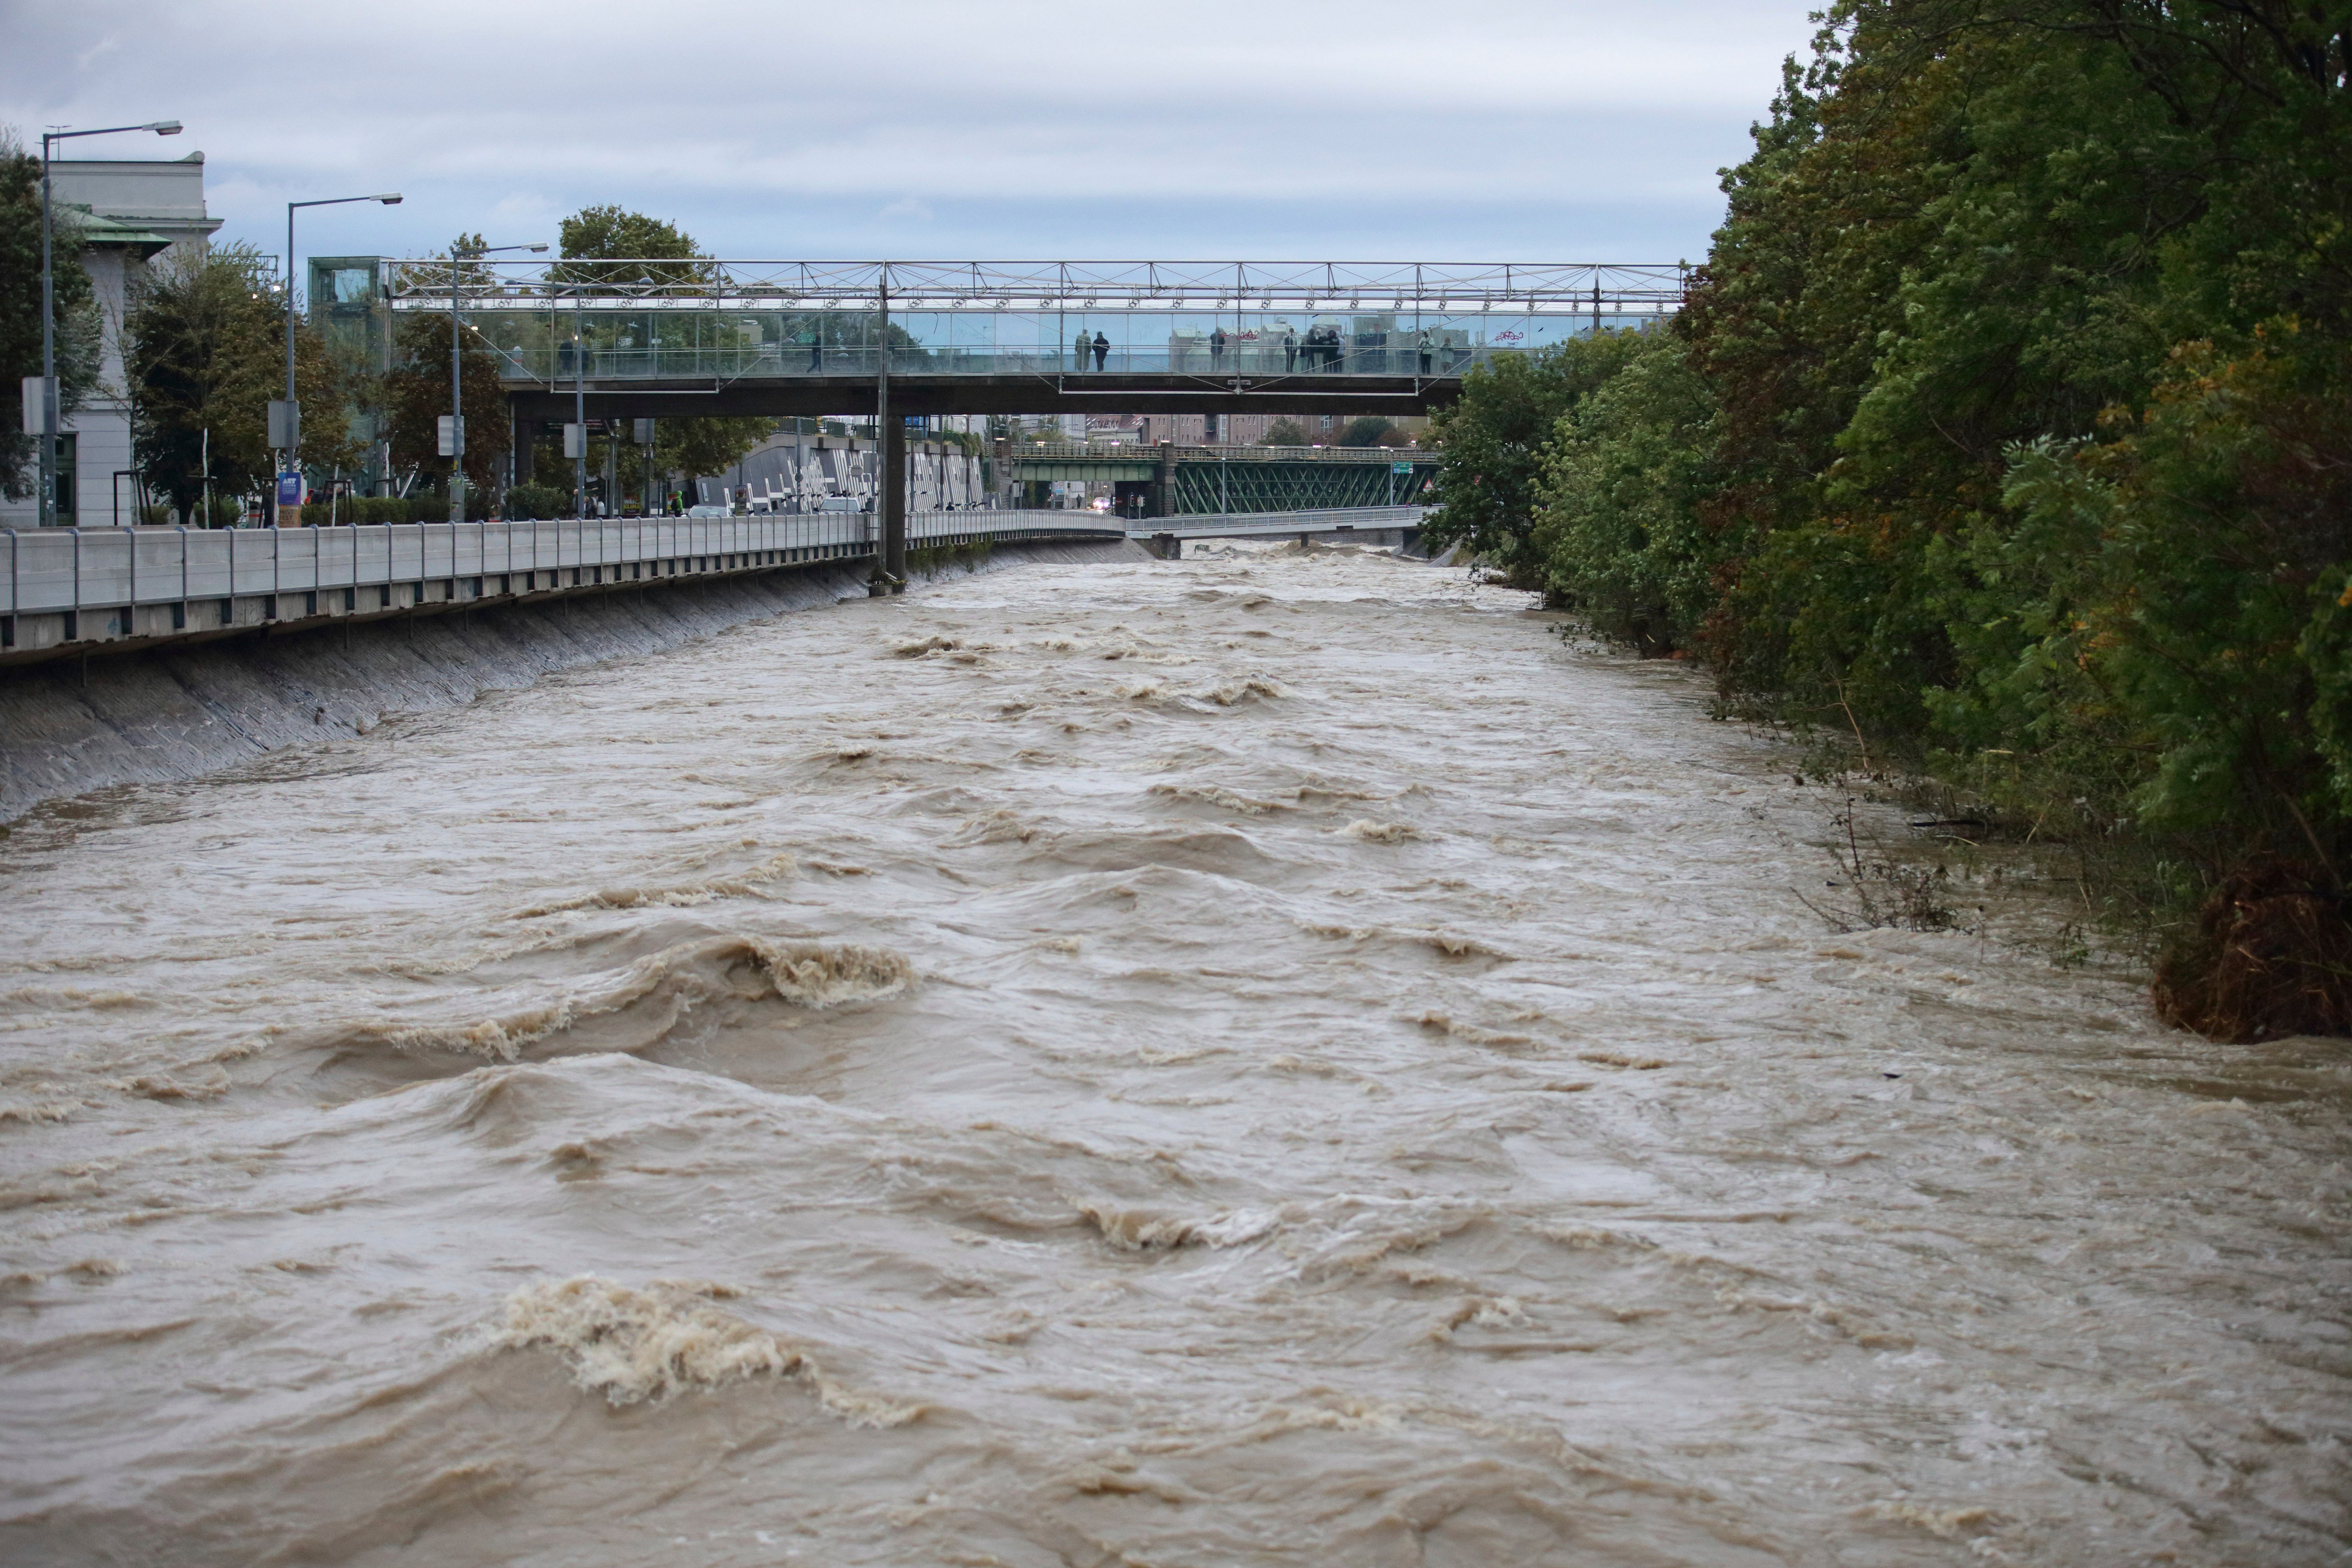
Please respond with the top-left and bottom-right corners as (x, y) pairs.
(0, 545), (2346, 1566)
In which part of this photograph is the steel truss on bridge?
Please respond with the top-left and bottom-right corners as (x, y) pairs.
(378, 257), (1687, 419)
(1168, 456), (1431, 514)
(996, 441), (1437, 515)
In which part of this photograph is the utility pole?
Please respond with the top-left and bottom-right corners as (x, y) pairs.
(573, 291), (588, 516)
(283, 190), (402, 526)
(447, 240), (545, 522)
(873, 264), (906, 594)
(637, 418), (657, 514)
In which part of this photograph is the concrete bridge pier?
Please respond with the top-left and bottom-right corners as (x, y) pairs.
(1147, 533), (1181, 560)
(510, 395), (534, 487)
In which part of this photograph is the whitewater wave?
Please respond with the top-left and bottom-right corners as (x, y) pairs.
(486, 1275), (797, 1405)
(512, 852), (800, 917)
(488, 1275), (926, 1427)
(308, 936), (916, 1071)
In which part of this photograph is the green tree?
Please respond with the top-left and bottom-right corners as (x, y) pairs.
(382, 308), (510, 501)
(0, 129), (101, 500)
(126, 242), (356, 521)
(1420, 331), (1651, 583)
(1336, 415), (1397, 447)
(1532, 333), (1723, 655)
(1260, 418), (1308, 446)
(1521, 0), (2352, 1033)
(550, 207), (710, 292)
(552, 206), (766, 488)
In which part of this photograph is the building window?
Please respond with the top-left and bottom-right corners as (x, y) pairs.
(50, 432), (77, 525)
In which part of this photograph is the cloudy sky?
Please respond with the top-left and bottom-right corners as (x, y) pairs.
(4, 0), (1814, 275)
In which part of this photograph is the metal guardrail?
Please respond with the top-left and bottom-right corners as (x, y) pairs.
(389, 258), (1691, 309)
(0, 511), (1119, 618)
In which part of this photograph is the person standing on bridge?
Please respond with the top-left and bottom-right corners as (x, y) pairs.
(1075, 329), (1091, 372)
(1283, 326), (1298, 373)
(1211, 326), (1228, 368)
(1093, 331), (1110, 372)
(1417, 328), (1434, 375)
(803, 327), (821, 373)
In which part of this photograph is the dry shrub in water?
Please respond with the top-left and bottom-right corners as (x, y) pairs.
(2153, 858), (2352, 1043)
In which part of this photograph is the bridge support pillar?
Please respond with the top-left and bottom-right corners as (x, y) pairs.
(878, 420), (908, 594)
(510, 397), (534, 487)
(1148, 532), (1180, 560)
(1151, 441), (1174, 519)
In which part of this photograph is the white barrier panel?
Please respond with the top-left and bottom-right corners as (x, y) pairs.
(0, 511), (1123, 616)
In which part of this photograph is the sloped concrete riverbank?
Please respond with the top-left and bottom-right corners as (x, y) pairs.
(0, 539), (1145, 822)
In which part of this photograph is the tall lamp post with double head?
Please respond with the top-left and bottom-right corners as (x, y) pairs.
(34, 118), (180, 529)
(446, 240), (545, 523)
(280, 191), (400, 525)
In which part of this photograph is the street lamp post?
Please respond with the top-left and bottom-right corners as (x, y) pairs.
(36, 119), (180, 529)
(446, 241), (545, 523)
(281, 191), (400, 525)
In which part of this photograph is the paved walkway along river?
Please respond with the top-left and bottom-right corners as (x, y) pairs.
(0, 546), (2345, 1565)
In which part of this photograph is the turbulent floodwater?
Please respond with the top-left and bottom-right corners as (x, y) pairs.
(1, 546), (2346, 1567)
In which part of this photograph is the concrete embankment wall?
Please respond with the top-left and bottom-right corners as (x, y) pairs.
(0, 538), (1147, 823)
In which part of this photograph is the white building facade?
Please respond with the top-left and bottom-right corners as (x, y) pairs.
(4, 152), (219, 528)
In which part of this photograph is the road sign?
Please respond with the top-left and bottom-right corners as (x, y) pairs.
(1392, 461), (1413, 473)
(563, 423), (586, 459)
(437, 414), (465, 457)
(267, 399), (299, 450)
(20, 376), (54, 435)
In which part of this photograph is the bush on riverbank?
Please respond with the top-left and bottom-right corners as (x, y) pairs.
(504, 484), (571, 521)
(1422, 1), (2352, 1040)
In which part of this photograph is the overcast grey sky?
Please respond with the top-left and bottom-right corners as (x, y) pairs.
(3, 0), (1816, 274)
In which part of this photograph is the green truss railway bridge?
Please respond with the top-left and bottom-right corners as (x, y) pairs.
(998, 442), (1437, 516)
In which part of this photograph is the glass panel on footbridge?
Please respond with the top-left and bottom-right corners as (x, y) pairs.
(387, 260), (1688, 388)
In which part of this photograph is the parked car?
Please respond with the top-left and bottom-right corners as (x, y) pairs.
(814, 496), (867, 513)
(685, 504), (730, 518)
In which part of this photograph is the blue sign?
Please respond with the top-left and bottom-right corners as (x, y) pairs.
(276, 472), (303, 506)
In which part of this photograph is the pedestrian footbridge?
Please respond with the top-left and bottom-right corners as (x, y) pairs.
(368, 258), (1686, 421)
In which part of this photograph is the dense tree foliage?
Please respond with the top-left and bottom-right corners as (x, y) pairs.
(382, 307), (510, 500)
(1426, 0), (2352, 1038)
(127, 242), (355, 520)
(0, 131), (101, 500)
(1420, 331), (1652, 582)
(544, 206), (767, 490)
